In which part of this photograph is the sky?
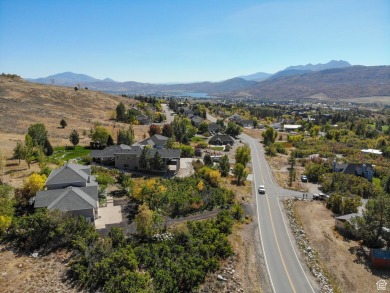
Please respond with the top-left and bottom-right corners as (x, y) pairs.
(0, 0), (389, 83)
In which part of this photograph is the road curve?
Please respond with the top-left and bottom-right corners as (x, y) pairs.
(242, 133), (318, 293)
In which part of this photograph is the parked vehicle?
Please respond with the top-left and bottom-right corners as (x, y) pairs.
(313, 193), (329, 200)
(301, 175), (308, 182)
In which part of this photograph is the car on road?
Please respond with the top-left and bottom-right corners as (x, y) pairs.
(313, 193), (329, 200)
(258, 185), (266, 194)
(301, 175), (308, 182)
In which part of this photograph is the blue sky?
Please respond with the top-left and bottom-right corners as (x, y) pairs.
(0, 0), (389, 83)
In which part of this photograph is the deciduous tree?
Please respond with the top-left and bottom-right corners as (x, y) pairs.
(218, 155), (230, 177)
(148, 124), (161, 137)
(235, 145), (251, 166)
(28, 123), (48, 147)
(262, 127), (277, 145)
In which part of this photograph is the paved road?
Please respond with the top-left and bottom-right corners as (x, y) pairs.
(161, 103), (174, 124)
(242, 133), (318, 293)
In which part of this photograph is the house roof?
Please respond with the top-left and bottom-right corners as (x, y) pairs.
(335, 163), (373, 175)
(283, 124), (302, 129)
(208, 123), (220, 132)
(90, 144), (131, 158)
(209, 134), (234, 143)
(35, 185), (98, 211)
(191, 116), (204, 123)
(149, 148), (181, 159)
(46, 163), (94, 186)
(137, 134), (169, 147)
(335, 213), (360, 222)
(361, 149), (383, 155)
(240, 119), (253, 125)
(113, 145), (143, 155)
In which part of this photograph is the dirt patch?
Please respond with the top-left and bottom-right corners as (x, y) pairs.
(293, 200), (387, 293)
(0, 246), (80, 293)
(265, 153), (307, 192)
(243, 128), (263, 139)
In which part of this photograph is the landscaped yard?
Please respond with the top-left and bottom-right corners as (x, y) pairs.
(190, 136), (207, 142)
(51, 145), (91, 161)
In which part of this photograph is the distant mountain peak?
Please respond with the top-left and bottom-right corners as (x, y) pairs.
(285, 60), (351, 71)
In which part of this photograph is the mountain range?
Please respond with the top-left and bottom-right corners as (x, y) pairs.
(26, 60), (390, 99)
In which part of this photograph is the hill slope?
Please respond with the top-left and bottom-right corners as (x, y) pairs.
(0, 76), (135, 143)
(233, 65), (390, 99)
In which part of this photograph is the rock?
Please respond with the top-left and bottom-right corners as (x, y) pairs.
(217, 274), (226, 281)
(1, 272), (7, 277)
(18, 263), (23, 268)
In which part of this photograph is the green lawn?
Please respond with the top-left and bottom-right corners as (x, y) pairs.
(190, 136), (207, 142)
(382, 125), (389, 132)
(210, 146), (224, 151)
(51, 145), (91, 161)
(373, 177), (381, 189)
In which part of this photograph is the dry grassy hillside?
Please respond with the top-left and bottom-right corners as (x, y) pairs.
(0, 76), (139, 156)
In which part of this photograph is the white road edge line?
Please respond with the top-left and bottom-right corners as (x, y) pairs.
(251, 140), (276, 293)
(276, 195), (316, 293)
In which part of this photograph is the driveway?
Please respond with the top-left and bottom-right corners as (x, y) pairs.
(95, 196), (123, 229)
(176, 158), (194, 178)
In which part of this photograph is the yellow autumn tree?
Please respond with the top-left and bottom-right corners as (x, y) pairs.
(197, 180), (204, 191)
(132, 178), (167, 210)
(23, 173), (47, 197)
(198, 167), (221, 187)
(135, 203), (162, 238)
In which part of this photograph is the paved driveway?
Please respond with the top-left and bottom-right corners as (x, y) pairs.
(95, 196), (123, 229)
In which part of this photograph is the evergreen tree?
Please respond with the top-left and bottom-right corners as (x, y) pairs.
(203, 154), (213, 167)
(151, 151), (165, 171)
(69, 130), (80, 147)
(60, 119), (67, 129)
(107, 135), (114, 146)
(13, 141), (25, 164)
(44, 139), (53, 156)
(138, 148), (150, 170)
(116, 102), (127, 122)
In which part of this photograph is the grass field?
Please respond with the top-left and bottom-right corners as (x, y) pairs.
(190, 136), (207, 142)
(210, 146), (224, 151)
(51, 145), (91, 161)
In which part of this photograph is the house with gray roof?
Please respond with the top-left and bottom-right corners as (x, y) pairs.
(135, 134), (169, 149)
(332, 160), (374, 181)
(34, 163), (99, 223)
(209, 134), (234, 146)
(114, 147), (181, 173)
(90, 144), (132, 165)
(45, 163), (97, 190)
(208, 122), (221, 134)
(90, 142), (181, 174)
(136, 114), (152, 125)
(191, 116), (204, 128)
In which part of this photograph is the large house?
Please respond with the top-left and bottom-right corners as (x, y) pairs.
(332, 160), (374, 181)
(208, 122), (221, 134)
(91, 143), (181, 173)
(209, 134), (235, 146)
(34, 163), (99, 222)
